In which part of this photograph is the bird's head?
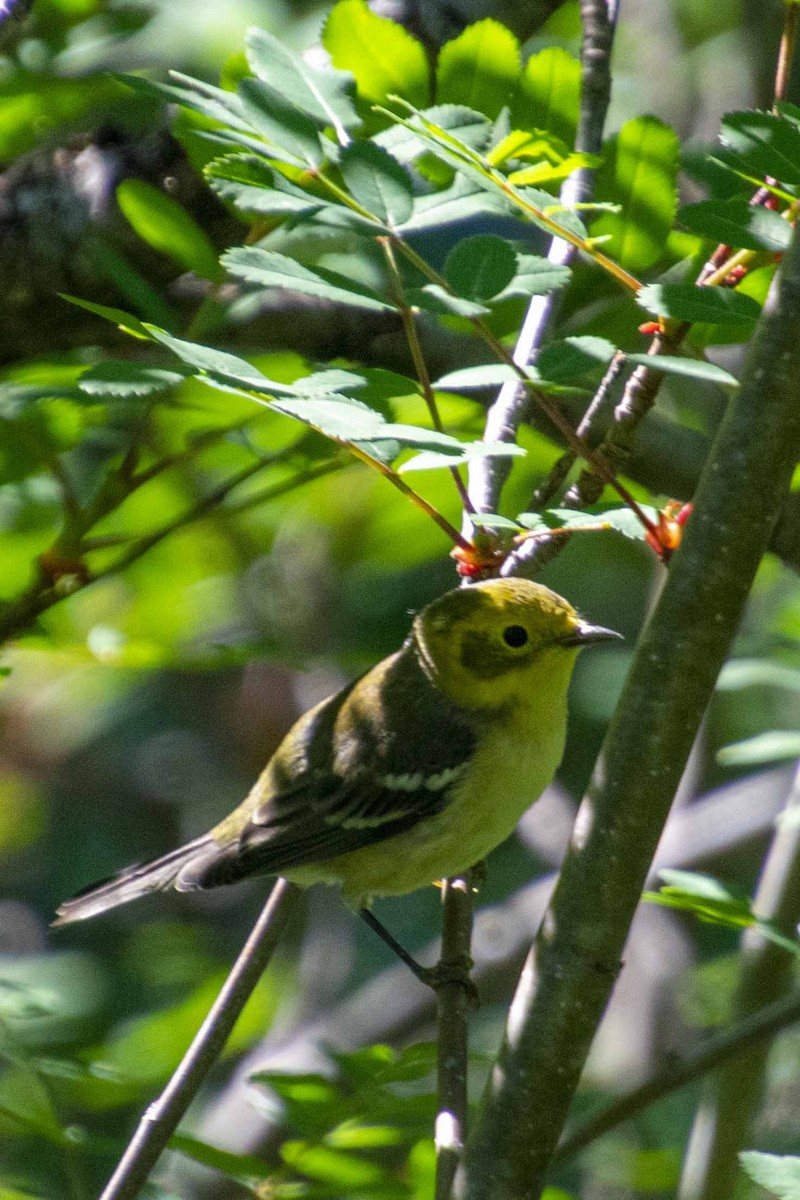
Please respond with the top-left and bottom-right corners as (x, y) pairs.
(412, 578), (620, 713)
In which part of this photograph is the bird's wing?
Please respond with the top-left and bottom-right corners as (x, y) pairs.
(188, 649), (477, 888)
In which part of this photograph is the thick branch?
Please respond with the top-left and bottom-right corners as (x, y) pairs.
(463, 222), (800, 1200)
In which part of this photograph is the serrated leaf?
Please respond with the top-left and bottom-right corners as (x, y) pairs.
(637, 283), (761, 325)
(222, 247), (395, 312)
(409, 285), (490, 318)
(444, 234), (518, 301)
(721, 110), (800, 185)
(237, 78), (325, 167)
(245, 26), (359, 141)
(508, 151), (601, 187)
(516, 504), (660, 542)
(679, 197), (792, 253)
(375, 104), (492, 163)
(497, 254), (571, 298)
(592, 116), (679, 271)
(115, 180), (222, 282)
(718, 731), (800, 766)
(339, 141), (413, 226)
(436, 19), (520, 120)
(322, 0), (430, 107)
(400, 175), (514, 232)
(204, 155), (324, 216)
(79, 362), (190, 398)
(740, 1152), (800, 1199)
(625, 354), (738, 386)
(510, 47), (581, 148)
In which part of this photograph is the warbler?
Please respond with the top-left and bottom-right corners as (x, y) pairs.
(54, 578), (619, 926)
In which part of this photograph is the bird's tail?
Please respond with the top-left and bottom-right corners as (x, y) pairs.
(52, 835), (218, 926)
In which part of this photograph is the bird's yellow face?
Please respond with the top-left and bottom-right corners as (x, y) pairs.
(413, 578), (594, 714)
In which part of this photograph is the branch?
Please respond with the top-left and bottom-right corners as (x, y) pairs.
(435, 869), (478, 1200)
(462, 219), (800, 1200)
(555, 989), (800, 1164)
(678, 762), (800, 1200)
(97, 879), (300, 1200)
(464, 0), (619, 521)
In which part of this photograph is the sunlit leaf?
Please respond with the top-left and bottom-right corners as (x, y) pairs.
(718, 731), (800, 766)
(592, 116), (679, 271)
(740, 1152), (800, 1200)
(436, 19), (520, 119)
(323, 0), (430, 107)
(625, 354), (738, 386)
(237, 78), (325, 167)
(510, 47), (581, 148)
(79, 362), (190, 398)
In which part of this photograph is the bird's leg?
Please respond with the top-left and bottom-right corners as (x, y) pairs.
(359, 905), (476, 996)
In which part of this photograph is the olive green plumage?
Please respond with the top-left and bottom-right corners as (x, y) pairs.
(54, 578), (619, 924)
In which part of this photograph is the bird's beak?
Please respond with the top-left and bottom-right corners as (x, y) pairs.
(561, 621), (623, 647)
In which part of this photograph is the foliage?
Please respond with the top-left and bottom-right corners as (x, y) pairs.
(1, 0), (800, 1198)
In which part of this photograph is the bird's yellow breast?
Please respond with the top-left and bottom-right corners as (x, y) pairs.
(285, 649), (574, 906)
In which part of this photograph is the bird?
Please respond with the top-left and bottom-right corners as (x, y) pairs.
(54, 578), (620, 928)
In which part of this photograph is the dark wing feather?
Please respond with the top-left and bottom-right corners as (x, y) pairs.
(189, 647), (476, 888)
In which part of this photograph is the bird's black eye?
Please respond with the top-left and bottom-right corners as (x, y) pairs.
(502, 624), (528, 648)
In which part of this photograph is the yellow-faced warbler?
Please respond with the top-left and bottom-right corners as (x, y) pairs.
(54, 578), (619, 927)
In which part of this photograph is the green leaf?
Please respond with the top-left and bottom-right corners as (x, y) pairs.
(434, 364), (530, 389)
(375, 104), (492, 163)
(281, 1141), (386, 1187)
(142, 327), (285, 386)
(398, 440), (526, 473)
(245, 26), (359, 140)
(119, 72), (250, 133)
(340, 141), (414, 226)
(204, 154), (326, 216)
(237, 78), (325, 167)
(536, 336), (617, 381)
(222, 247), (395, 312)
(409, 285), (490, 318)
(592, 116), (679, 271)
(516, 504), (660, 542)
(322, 0), (430, 107)
(401, 174), (513, 232)
(444, 234), (518, 301)
(79, 362), (190, 398)
(510, 47), (581, 148)
(721, 110), (800, 185)
(717, 731), (800, 766)
(637, 283), (761, 326)
(646, 870), (800, 956)
(497, 254), (571, 298)
(115, 180), (222, 282)
(58, 295), (150, 339)
(436, 19), (520, 120)
(625, 354), (738, 386)
(678, 197), (792, 253)
(740, 1152), (800, 1200)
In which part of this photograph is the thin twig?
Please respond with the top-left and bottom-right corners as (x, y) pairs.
(678, 761), (800, 1200)
(98, 879), (300, 1200)
(435, 869), (478, 1200)
(555, 989), (800, 1164)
